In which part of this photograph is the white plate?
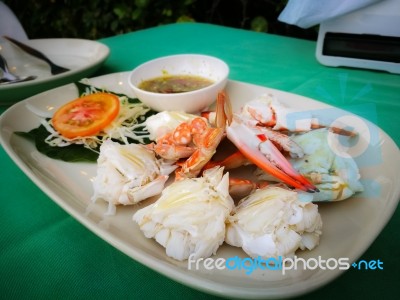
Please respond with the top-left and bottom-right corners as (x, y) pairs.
(0, 38), (109, 104)
(1, 72), (399, 299)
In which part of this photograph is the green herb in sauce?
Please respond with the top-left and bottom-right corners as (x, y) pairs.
(139, 74), (214, 93)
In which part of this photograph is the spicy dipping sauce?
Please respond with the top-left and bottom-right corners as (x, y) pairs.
(138, 74), (214, 94)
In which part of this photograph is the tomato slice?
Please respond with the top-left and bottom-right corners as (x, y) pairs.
(52, 93), (120, 139)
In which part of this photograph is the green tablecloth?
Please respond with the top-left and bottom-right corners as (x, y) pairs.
(1, 23), (399, 299)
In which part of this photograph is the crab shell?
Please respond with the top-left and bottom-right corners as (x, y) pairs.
(255, 128), (364, 202)
(289, 128), (364, 201)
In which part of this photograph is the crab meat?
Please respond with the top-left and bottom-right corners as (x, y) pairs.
(145, 111), (198, 141)
(225, 185), (322, 259)
(241, 93), (356, 136)
(91, 140), (176, 214)
(133, 167), (234, 261)
(241, 93), (317, 131)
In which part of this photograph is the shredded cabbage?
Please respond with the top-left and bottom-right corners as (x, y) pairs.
(37, 86), (153, 152)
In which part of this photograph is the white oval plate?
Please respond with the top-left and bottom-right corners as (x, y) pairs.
(0, 38), (109, 104)
(0, 72), (399, 299)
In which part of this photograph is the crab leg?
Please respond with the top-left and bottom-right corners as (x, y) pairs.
(204, 150), (250, 170)
(228, 178), (268, 198)
(242, 93), (357, 136)
(175, 122), (225, 179)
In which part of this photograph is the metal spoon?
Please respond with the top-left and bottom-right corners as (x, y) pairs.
(0, 54), (37, 85)
(3, 35), (70, 75)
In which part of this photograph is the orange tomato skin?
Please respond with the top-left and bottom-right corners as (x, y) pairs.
(52, 93), (120, 139)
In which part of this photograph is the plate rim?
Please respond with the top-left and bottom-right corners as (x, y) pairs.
(0, 38), (110, 102)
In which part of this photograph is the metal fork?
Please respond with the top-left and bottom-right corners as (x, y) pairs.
(0, 54), (37, 84)
(3, 35), (70, 75)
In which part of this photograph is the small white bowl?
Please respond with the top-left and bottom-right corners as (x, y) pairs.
(128, 54), (229, 113)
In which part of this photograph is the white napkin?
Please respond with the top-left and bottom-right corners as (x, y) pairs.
(0, 1), (28, 40)
(278, 0), (384, 28)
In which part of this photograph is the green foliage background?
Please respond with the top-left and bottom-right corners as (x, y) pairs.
(3, 0), (317, 40)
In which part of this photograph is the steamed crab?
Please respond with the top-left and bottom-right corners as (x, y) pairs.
(133, 166), (234, 261)
(225, 185), (322, 259)
(203, 92), (362, 201)
(204, 91), (320, 193)
(232, 93), (363, 201)
(91, 140), (176, 215)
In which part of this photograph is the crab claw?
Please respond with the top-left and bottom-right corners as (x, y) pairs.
(226, 120), (319, 192)
(216, 91), (319, 193)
